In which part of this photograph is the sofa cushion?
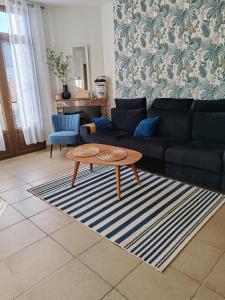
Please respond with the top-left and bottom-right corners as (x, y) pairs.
(148, 109), (192, 141)
(115, 98), (146, 109)
(111, 108), (147, 133)
(134, 116), (160, 138)
(82, 129), (131, 146)
(118, 136), (181, 160)
(165, 141), (225, 172)
(192, 112), (225, 144)
(151, 98), (193, 111)
(91, 116), (112, 130)
(193, 100), (225, 112)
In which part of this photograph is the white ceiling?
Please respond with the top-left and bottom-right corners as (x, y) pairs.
(36, 0), (112, 6)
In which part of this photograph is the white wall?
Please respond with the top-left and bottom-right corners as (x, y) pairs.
(101, 2), (115, 110)
(46, 5), (105, 95)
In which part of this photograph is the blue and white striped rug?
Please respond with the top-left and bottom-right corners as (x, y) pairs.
(28, 166), (225, 272)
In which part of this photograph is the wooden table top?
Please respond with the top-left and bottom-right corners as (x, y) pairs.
(66, 144), (142, 166)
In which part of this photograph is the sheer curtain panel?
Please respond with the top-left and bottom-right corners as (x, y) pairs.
(5, 0), (52, 145)
(0, 126), (5, 151)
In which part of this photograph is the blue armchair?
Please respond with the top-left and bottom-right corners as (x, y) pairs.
(48, 114), (80, 158)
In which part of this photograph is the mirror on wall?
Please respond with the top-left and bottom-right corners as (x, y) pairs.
(72, 45), (90, 93)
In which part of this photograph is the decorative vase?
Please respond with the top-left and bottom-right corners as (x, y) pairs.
(94, 77), (107, 98)
(61, 85), (71, 99)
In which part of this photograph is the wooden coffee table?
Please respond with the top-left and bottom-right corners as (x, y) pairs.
(66, 143), (142, 199)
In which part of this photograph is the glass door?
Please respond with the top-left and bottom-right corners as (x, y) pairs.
(0, 40), (16, 160)
(0, 6), (45, 160)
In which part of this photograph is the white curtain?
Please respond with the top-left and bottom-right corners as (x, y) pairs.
(0, 100), (5, 151)
(0, 126), (5, 151)
(5, 0), (53, 145)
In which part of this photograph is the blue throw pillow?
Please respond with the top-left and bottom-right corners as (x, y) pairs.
(134, 116), (160, 137)
(91, 116), (112, 130)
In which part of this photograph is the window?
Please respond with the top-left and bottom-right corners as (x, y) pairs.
(0, 10), (9, 33)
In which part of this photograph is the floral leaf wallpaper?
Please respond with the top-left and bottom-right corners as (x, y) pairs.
(114, 0), (225, 103)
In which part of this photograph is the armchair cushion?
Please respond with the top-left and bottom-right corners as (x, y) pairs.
(51, 114), (80, 132)
(48, 131), (78, 145)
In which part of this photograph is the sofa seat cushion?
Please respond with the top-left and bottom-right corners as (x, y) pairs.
(118, 136), (181, 160)
(49, 131), (78, 144)
(165, 141), (225, 173)
(83, 129), (131, 146)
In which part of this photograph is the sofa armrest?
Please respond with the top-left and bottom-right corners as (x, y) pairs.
(80, 123), (97, 136)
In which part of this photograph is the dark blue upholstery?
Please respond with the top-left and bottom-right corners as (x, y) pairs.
(80, 98), (225, 192)
(152, 98), (193, 111)
(193, 100), (225, 112)
(165, 141), (225, 173)
(111, 108), (147, 133)
(81, 129), (131, 146)
(118, 136), (181, 160)
(115, 97), (147, 109)
(148, 98), (193, 141)
(48, 114), (80, 145)
(192, 112), (225, 144)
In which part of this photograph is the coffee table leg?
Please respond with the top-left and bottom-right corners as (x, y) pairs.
(115, 166), (121, 199)
(131, 164), (141, 184)
(90, 163), (93, 172)
(72, 161), (80, 187)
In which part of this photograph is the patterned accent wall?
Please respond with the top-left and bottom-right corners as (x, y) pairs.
(114, 0), (225, 103)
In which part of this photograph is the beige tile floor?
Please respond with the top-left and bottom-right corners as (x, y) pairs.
(0, 148), (224, 300)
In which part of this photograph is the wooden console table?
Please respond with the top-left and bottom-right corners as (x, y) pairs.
(55, 98), (108, 117)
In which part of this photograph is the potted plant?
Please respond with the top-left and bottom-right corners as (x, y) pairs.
(47, 48), (73, 99)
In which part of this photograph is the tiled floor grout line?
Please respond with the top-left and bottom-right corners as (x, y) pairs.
(190, 251), (225, 299)
(15, 193), (141, 296)
(114, 288), (130, 300)
(1, 150), (225, 299)
(99, 287), (130, 300)
(1, 212), (115, 297)
(112, 260), (143, 290)
(2, 235), (48, 264)
(194, 236), (225, 252)
(75, 255), (115, 288)
(14, 256), (75, 299)
(3, 199), (221, 300)
(50, 232), (104, 258)
(99, 287), (115, 300)
(3, 223), (108, 298)
(196, 235), (225, 253)
(0, 183), (29, 194)
(11, 203), (51, 220)
(27, 212), (74, 236)
(168, 265), (200, 286)
(0, 201), (49, 234)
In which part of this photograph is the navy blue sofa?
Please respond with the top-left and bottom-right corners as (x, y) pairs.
(80, 98), (225, 192)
